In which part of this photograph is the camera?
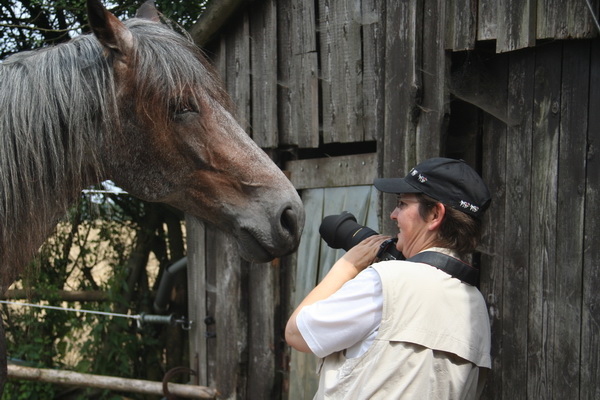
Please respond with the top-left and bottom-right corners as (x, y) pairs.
(318, 211), (404, 261)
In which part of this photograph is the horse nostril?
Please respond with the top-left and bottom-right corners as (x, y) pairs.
(280, 207), (299, 238)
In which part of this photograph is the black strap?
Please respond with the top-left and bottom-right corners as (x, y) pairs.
(407, 251), (479, 287)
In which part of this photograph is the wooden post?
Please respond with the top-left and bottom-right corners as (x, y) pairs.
(8, 365), (217, 399)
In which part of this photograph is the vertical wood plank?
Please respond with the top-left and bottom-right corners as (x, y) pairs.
(444, 0), (455, 50)
(496, 0), (536, 52)
(226, 13), (251, 133)
(247, 261), (278, 399)
(361, 0), (385, 142)
(553, 40), (589, 399)
(418, 0), (448, 158)
(537, 0), (598, 39)
(527, 41), (561, 400)
(277, 0), (319, 148)
(319, 0), (364, 143)
(477, 0), (497, 41)
(478, 52), (509, 400)
(501, 48), (535, 399)
(250, 0), (278, 148)
(536, 0), (567, 39)
(205, 227), (218, 388)
(211, 230), (248, 399)
(277, 0), (294, 146)
(581, 37), (600, 400)
(381, 0), (422, 233)
(185, 215), (208, 386)
(452, 0), (476, 50)
(479, 113), (507, 400)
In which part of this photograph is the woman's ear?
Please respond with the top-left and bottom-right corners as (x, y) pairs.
(428, 202), (446, 231)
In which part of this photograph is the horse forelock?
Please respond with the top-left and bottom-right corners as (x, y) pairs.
(0, 33), (118, 282)
(123, 20), (233, 129)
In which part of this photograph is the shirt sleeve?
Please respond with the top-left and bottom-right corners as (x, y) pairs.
(296, 267), (383, 358)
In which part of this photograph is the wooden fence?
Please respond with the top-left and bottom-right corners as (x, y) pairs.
(184, 1), (600, 399)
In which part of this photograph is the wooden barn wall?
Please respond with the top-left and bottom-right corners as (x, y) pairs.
(185, 0), (600, 399)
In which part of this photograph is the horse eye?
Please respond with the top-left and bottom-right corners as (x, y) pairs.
(172, 98), (199, 117)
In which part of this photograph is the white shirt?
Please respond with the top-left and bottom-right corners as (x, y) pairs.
(296, 267), (383, 359)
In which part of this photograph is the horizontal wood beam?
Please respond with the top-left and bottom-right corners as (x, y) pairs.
(285, 153), (377, 190)
(8, 365), (217, 399)
(189, 0), (246, 46)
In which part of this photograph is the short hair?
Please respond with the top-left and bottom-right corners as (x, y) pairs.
(416, 194), (483, 257)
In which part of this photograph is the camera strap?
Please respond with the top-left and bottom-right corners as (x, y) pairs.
(407, 251), (479, 287)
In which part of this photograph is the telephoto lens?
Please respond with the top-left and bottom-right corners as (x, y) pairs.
(319, 211), (404, 260)
(319, 211), (378, 250)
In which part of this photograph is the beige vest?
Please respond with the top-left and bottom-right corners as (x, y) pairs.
(314, 260), (491, 400)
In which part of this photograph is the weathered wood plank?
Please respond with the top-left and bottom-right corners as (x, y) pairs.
(527, 41), (561, 399)
(247, 261), (277, 399)
(204, 227), (218, 388)
(418, 0), (448, 158)
(476, 51), (510, 400)
(286, 153), (377, 189)
(250, 0), (278, 148)
(444, 0), (455, 50)
(537, 0), (598, 39)
(212, 230), (248, 398)
(226, 13), (251, 133)
(496, 0), (536, 52)
(477, 0), (497, 41)
(501, 48), (535, 399)
(553, 40), (589, 399)
(185, 216), (208, 386)
(276, 0), (294, 146)
(581, 37), (600, 400)
(361, 0), (385, 142)
(277, 0), (319, 147)
(381, 0), (421, 233)
(536, 0), (563, 39)
(208, 36), (227, 83)
(319, 0), (363, 143)
(452, 0), (476, 50)
(479, 113), (507, 400)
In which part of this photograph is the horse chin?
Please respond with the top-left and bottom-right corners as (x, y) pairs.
(235, 229), (278, 263)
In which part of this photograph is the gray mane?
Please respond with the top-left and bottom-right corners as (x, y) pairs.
(0, 18), (227, 286)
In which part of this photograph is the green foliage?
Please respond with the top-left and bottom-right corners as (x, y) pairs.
(0, 0), (210, 59)
(2, 188), (187, 399)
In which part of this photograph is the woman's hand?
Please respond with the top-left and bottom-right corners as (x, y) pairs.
(340, 234), (392, 274)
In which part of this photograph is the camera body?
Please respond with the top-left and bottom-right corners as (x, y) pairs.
(318, 211), (404, 261)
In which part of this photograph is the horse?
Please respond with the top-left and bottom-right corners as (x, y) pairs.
(0, 0), (305, 391)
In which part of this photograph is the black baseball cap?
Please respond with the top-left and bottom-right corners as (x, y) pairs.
(374, 157), (491, 219)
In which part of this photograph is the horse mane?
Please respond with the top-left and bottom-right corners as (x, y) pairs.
(0, 18), (230, 288)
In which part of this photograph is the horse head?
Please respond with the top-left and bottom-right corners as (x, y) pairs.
(87, 0), (304, 262)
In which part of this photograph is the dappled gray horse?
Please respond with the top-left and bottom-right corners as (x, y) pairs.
(0, 0), (304, 391)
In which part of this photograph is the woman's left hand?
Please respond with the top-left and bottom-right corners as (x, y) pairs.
(341, 234), (391, 274)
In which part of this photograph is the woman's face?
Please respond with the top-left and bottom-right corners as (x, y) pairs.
(390, 194), (435, 258)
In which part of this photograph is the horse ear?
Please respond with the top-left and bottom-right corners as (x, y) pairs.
(87, 0), (133, 56)
(135, 0), (160, 22)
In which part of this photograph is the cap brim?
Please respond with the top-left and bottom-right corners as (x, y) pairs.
(373, 178), (421, 194)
